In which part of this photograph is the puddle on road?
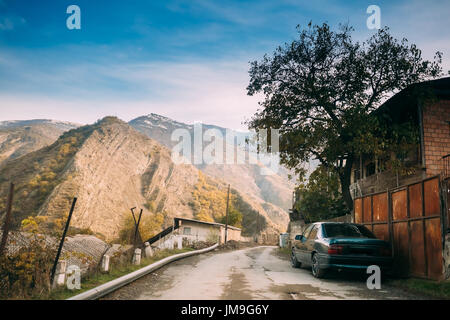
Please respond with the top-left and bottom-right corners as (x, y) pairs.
(220, 268), (254, 300)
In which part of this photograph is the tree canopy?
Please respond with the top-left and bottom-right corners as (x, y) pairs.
(294, 166), (348, 223)
(246, 22), (443, 210)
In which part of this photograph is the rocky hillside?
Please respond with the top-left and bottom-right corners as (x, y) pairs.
(0, 117), (281, 240)
(0, 120), (78, 167)
(129, 114), (293, 230)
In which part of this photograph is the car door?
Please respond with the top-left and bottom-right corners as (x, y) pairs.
(304, 225), (319, 266)
(296, 224), (313, 263)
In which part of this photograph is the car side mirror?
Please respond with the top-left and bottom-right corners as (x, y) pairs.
(295, 235), (303, 241)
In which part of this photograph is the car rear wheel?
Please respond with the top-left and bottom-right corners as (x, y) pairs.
(311, 253), (326, 278)
(291, 249), (301, 268)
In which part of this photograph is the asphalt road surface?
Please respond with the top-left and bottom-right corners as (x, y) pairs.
(103, 246), (431, 300)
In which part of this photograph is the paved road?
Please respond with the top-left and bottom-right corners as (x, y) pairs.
(103, 246), (430, 300)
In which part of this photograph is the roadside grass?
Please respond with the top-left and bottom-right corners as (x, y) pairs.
(387, 278), (450, 300)
(46, 247), (194, 300)
(276, 246), (291, 261)
(279, 247), (291, 257)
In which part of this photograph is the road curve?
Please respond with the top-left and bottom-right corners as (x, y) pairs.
(102, 246), (430, 300)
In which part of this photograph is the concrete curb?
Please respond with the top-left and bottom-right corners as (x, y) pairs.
(67, 243), (219, 300)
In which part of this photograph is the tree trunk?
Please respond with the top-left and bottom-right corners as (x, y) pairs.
(339, 156), (354, 212)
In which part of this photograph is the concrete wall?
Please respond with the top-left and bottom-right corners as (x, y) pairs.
(219, 226), (241, 243)
(422, 99), (450, 177)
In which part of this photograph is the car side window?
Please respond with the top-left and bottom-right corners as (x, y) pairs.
(308, 226), (318, 240)
(302, 225), (313, 239)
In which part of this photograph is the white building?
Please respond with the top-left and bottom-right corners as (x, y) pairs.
(149, 217), (242, 248)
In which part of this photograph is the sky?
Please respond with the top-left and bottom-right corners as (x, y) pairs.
(0, 0), (449, 130)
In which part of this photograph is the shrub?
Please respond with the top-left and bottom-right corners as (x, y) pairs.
(0, 222), (58, 299)
(118, 212), (165, 244)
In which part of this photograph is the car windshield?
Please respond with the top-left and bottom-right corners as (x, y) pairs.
(324, 224), (375, 238)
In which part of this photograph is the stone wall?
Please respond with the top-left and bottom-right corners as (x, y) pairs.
(63, 234), (110, 275)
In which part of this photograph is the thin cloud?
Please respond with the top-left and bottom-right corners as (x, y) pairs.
(0, 53), (261, 130)
(0, 15), (25, 31)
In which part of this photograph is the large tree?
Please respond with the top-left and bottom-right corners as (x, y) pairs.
(294, 165), (348, 223)
(246, 23), (442, 210)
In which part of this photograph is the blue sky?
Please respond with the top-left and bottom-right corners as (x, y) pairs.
(0, 0), (449, 129)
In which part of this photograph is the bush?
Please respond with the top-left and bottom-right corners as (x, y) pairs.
(0, 226), (57, 299)
(118, 212), (165, 244)
(218, 207), (243, 228)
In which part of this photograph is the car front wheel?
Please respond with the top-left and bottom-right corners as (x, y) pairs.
(291, 249), (301, 268)
(311, 253), (326, 278)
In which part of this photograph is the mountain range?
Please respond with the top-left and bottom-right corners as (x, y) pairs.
(0, 120), (79, 166)
(0, 115), (294, 241)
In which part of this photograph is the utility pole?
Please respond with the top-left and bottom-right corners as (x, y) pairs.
(50, 197), (77, 284)
(224, 184), (230, 244)
(0, 183), (14, 256)
(255, 213), (259, 243)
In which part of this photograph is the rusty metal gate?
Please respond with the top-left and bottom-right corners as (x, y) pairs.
(354, 176), (445, 280)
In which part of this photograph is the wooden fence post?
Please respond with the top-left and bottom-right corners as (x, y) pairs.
(0, 183), (14, 256)
(50, 197), (77, 285)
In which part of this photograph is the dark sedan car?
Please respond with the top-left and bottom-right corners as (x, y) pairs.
(291, 222), (393, 278)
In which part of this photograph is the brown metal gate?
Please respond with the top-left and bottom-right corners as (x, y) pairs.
(354, 176), (445, 280)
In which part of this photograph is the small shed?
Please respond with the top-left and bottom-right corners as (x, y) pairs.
(145, 217), (242, 247)
(174, 217), (241, 244)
